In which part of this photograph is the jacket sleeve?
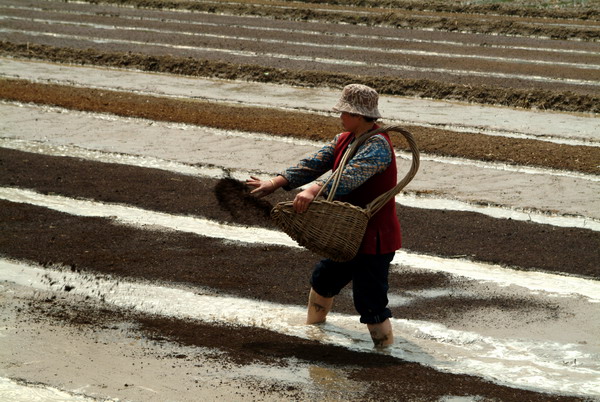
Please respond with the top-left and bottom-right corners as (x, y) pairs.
(280, 134), (340, 189)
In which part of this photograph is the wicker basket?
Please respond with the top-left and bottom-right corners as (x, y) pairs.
(271, 125), (420, 262)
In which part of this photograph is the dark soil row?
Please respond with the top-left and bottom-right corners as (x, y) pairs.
(297, 0), (600, 20)
(2, 42), (599, 115)
(4, 199), (564, 327)
(26, 294), (576, 401)
(2, 147), (598, 277)
(1, 77), (598, 174)
(72, 0), (600, 40)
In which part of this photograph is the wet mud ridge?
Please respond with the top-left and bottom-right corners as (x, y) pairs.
(67, 0), (600, 40)
(1, 78), (598, 174)
(1, 0), (599, 113)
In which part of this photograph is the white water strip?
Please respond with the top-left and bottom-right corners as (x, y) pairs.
(393, 252), (600, 303)
(415, 150), (599, 182)
(3, 28), (598, 88)
(2, 137), (598, 231)
(4, 16), (598, 71)
(395, 193), (600, 231)
(1, 259), (598, 397)
(389, 119), (600, 148)
(1, 187), (598, 302)
(0, 378), (96, 402)
(4, 4), (598, 56)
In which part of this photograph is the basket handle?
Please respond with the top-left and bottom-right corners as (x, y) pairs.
(315, 125), (420, 214)
(365, 126), (420, 216)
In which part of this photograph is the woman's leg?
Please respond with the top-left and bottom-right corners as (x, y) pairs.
(352, 253), (395, 346)
(307, 259), (352, 324)
(367, 319), (394, 347)
(306, 287), (334, 324)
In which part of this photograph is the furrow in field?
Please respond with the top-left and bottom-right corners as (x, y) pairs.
(1, 257), (598, 398)
(3, 13), (599, 73)
(292, 0), (600, 21)
(3, 137), (597, 231)
(3, 41), (598, 114)
(200, 0), (600, 27)
(1, 143), (598, 278)
(2, 186), (599, 291)
(2, 27), (597, 94)
(1, 100), (598, 222)
(1, 58), (597, 147)
(26, 0), (599, 40)
(1, 79), (598, 176)
(2, 5), (599, 58)
(1, 0), (599, 99)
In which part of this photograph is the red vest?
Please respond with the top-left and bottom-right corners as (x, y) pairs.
(332, 127), (402, 255)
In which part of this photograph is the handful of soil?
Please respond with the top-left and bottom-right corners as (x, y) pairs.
(214, 178), (275, 228)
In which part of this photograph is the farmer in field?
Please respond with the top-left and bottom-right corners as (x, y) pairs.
(247, 84), (399, 347)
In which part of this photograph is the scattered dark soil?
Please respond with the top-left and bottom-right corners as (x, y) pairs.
(5, 199), (565, 326)
(1, 78), (598, 174)
(70, 0), (600, 40)
(215, 178), (275, 225)
(26, 295), (579, 401)
(296, 0), (600, 20)
(1, 147), (598, 277)
(392, 295), (561, 324)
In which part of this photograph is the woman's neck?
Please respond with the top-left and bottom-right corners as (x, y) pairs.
(352, 121), (375, 137)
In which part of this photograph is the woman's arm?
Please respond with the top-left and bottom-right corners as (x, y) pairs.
(246, 135), (338, 199)
(279, 134), (340, 190)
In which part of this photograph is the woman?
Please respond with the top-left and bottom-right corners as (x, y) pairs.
(246, 84), (400, 347)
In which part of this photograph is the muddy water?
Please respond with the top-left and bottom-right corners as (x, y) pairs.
(0, 283), (333, 402)
(1, 58), (597, 145)
(0, 377), (96, 401)
(2, 259), (599, 398)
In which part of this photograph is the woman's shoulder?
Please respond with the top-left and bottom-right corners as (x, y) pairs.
(366, 133), (392, 147)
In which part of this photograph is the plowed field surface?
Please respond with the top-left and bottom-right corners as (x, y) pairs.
(0, 0), (598, 401)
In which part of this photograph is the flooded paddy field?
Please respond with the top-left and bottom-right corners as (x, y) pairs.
(0, 0), (599, 400)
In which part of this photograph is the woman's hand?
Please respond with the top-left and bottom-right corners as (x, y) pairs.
(246, 175), (286, 198)
(293, 183), (322, 213)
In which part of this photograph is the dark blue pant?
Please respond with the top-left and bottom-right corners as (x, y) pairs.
(310, 252), (394, 324)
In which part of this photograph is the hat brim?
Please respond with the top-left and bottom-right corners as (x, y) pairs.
(332, 101), (381, 119)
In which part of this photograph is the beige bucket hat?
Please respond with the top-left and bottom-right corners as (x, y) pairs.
(332, 84), (382, 119)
